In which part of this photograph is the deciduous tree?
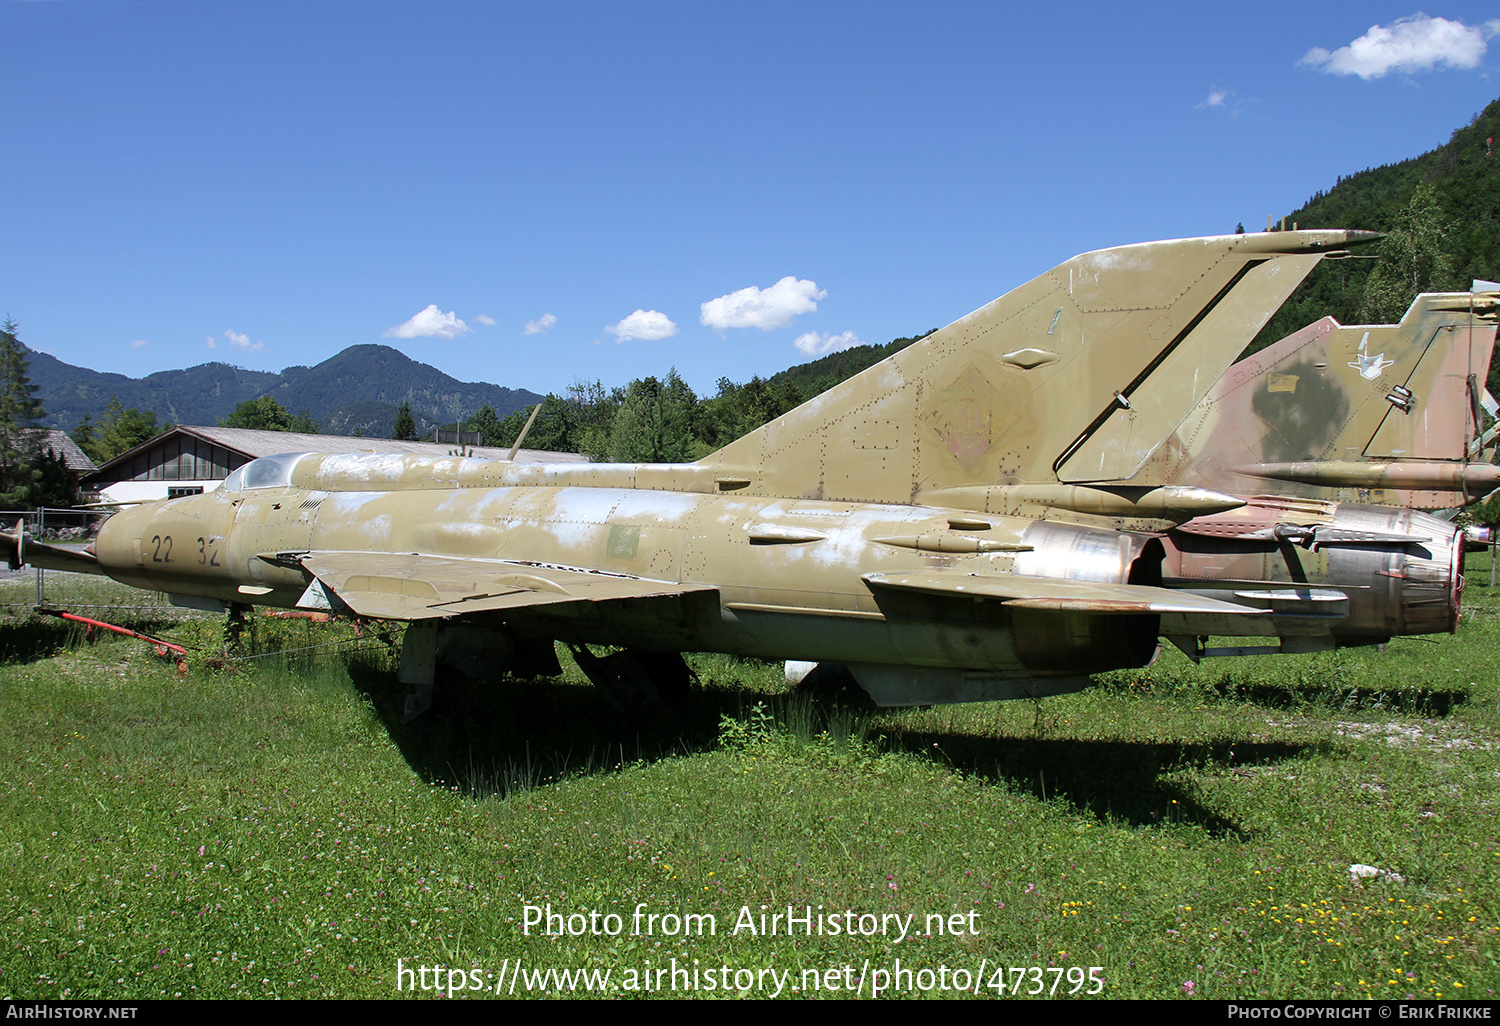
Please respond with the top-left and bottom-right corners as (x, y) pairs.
(1358, 184), (1457, 324)
(222, 395), (301, 432)
(84, 397), (166, 462)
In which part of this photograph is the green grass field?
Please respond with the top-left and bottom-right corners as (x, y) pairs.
(3, 560), (1500, 1000)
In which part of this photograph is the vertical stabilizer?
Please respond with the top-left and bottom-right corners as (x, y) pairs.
(699, 231), (1370, 504)
(1135, 291), (1499, 506)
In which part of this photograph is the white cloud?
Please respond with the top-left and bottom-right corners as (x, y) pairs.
(523, 313), (557, 335)
(794, 330), (864, 356)
(225, 329), (262, 352)
(606, 309), (677, 343)
(384, 304), (471, 339)
(700, 277), (826, 332)
(1194, 86), (1249, 117)
(474, 314), (497, 327)
(130, 338), (149, 350)
(1301, 14), (1496, 79)
(207, 329), (262, 352)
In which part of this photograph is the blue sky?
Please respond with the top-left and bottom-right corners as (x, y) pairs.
(4, 2), (1500, 413)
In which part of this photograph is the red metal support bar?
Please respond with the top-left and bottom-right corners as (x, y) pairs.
(37, 608), (190, 675)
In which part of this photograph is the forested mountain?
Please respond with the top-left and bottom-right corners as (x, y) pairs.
(767, 331), (934, 397)
(28, 344), (542, 439)
(1250, 94), (1500, 388)
(29, 348), (280, 430)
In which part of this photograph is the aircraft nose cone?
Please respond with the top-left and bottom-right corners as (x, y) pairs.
(93, 502), (158, 573)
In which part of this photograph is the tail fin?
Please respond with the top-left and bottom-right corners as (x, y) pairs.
(1138, 291), (1499, 506)
(698, 230), (1372, 504)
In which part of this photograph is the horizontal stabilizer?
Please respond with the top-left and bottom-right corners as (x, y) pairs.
(2, 521), (104, 576)
(863, 570), (1267, 616)
(291, 551), (716, 620)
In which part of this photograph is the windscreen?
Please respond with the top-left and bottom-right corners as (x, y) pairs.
(237, 453), (309, 490)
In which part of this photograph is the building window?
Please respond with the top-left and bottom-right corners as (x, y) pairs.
(167, 486), (204, 498)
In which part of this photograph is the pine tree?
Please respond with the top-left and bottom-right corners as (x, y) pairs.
(607, 371), (699, 463)
(70, 413), (96, 456)
(289, 409), (320, 434)
(0, 320), (44, 473)
(392, 400), (418, 441)
(0, 321), (74, 509)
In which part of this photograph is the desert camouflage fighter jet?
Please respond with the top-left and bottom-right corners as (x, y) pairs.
(11, 229), (1464, 711)
(1138, 290), (1500, 508)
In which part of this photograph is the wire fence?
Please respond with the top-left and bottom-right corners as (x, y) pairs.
(0, 506), (109, 537)
(0, 506), (125, 611)
(0, 508), (404, 676)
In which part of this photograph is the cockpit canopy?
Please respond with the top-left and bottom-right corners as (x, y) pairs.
(219, 453), (309, 493)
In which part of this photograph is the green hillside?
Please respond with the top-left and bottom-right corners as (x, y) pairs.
(1251, 94), (1500, 374)
(765, 331), (934, 397)
(28, 349), (280, 430)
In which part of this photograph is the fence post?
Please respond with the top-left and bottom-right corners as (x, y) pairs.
(34, 509), (43, 608)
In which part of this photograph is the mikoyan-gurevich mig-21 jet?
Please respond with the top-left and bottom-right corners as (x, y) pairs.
(7, 229), (1477, 711)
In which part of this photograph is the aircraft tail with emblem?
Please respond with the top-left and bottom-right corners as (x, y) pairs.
(1128, 291), (1500, 508)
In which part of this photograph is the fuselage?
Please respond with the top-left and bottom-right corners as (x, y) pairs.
(90, 450), (1464, 687)
(92, 452), (1158, 678)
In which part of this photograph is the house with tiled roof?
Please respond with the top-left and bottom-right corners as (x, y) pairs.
(37, 430), (95, 475)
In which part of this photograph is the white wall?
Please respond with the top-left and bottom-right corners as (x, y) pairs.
(96, 479), (223, 504)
